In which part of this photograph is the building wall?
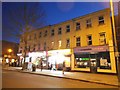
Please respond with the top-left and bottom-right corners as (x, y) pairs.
(18, 8), (117, 73)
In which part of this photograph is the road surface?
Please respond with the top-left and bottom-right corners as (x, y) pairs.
(2, 70), (118, 88)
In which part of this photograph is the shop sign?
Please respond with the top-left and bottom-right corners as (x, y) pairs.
(80, 58), (89, 61)
(74, 45), (109, 53)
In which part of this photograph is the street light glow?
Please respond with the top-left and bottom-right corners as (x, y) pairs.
(8, 49), (12, 53)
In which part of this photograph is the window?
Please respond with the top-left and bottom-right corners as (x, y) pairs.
(66, 38), (70, 48)
(34, 33), (36, 39)
(86, 19), (92, 28)
(98, 16), (104, 25)
(44, 30), (47, 37)
(39, 32), (42, 38)
(76, 37), (81, 46)
(66, 25), (70, 32)
(58, 27), (62, 35)
(58, 40), (62, 48)
(51, 29), (54, 36)
(99, 32), (106, 45)
(44, 42), (46, 50)
(76, 22), (80, 30)
(87, 35), (92, 45)
(51, 41), (54, 49)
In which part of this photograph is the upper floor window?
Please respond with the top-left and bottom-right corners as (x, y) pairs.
(66, 25), (70, 33)
(99, 32), (106, 45)
(76, 37), (81, 46)
(58, 27), (62, 35)
(51, 41), (54, 49)
(39, 32), (42, 38)
(76, 22), (80, 30)
(51, 29), (55, 36)
(44, 30), (47, 37)
(58, 40), (62, 48)
(34, 33), (37, 39)
(98, 16), (104, 25)
(86, 19), (92, 28)
(66, 38), (70, 48)
(87, 35), (92, 45)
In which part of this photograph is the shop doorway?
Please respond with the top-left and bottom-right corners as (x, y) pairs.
(90, 58), (97, 73)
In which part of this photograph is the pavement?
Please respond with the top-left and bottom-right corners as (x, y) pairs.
(2, 66), (120, 87)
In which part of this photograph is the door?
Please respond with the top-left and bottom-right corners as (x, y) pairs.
(90, 59), (97, 73)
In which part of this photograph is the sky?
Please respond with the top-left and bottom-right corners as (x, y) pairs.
(2, 2), (117, 43)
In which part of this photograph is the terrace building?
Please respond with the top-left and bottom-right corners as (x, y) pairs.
(18, 8), (117, 73)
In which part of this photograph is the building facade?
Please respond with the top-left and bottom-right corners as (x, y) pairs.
(18, 8), (117, 73)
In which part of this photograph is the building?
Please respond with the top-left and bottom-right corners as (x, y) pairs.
(1, 40), (19, 66)
(18, 8), (117, 73)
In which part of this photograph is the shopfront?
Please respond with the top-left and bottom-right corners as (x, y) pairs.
(48, 49), (71, 70)
(73, 45), (116, 73)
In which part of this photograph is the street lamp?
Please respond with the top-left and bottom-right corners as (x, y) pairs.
(110, 0), (120, 85)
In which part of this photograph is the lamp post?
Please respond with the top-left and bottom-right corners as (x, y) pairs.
(8, 49), (13, 66)
(110, 0), (120, 85)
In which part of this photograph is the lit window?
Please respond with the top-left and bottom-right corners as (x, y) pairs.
(76, 22), (80, 30)
(66, 25), (70, 33)
(51, 41), (54, 49)
(76, 37), (81, 46)
(86, 19), (92, 28)
(66, 38), (70, 48)
(87, 35), (92, 45)
(99, 32), (106, 45)
(98, 16), (104, 25)
(51, 29), (54, 36)
(58, 27), (62, 35)
(58, 40), (62, 48)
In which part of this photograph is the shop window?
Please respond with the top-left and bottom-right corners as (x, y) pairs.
(66, 25), (70, 33)
(86, 19), (92, 28)
(44, 30), (47, 37)
(98, 16), (104, 25)
(87, 35), (92, 45)
(99, 32), (106, 45)
(51, 29), (54, 36)
(76, 22), (80, 30)
(39, 32), (42, 38)
(76, 37), (81, 46)
(66, 38), (70, 48)
(58, 27), (62, 35)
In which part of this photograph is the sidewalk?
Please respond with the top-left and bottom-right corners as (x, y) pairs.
(3, 66), (119, 87)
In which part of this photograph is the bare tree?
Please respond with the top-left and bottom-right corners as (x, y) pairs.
(3, 2), (46, 69)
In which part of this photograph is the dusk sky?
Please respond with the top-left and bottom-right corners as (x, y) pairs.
(2, 2), (113, 43)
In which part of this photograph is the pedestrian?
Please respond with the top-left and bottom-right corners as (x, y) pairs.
(28, 59), (32, 71)
(50, 64), (53, 70)
(62, 61), (65, 74)
(40, 59), (43, 71)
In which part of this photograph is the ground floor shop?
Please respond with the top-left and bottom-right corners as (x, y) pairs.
(47, 49), (71, 70)
(72, 45), (117, 73)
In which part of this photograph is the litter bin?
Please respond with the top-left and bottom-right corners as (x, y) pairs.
(32, 64), (36, 72)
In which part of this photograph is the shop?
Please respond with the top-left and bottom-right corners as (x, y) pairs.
(48, 49), (71, 70)
(73, 45), (116, 73)
(28, 51), (47, 68)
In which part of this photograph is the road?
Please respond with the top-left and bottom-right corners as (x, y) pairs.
(2, 70), (118, 88)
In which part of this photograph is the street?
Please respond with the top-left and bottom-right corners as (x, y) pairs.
(2, 70), (118, 88)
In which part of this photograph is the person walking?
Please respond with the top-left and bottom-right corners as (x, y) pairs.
(62, 61), (65, 74)
(40, 59), (43, 71)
